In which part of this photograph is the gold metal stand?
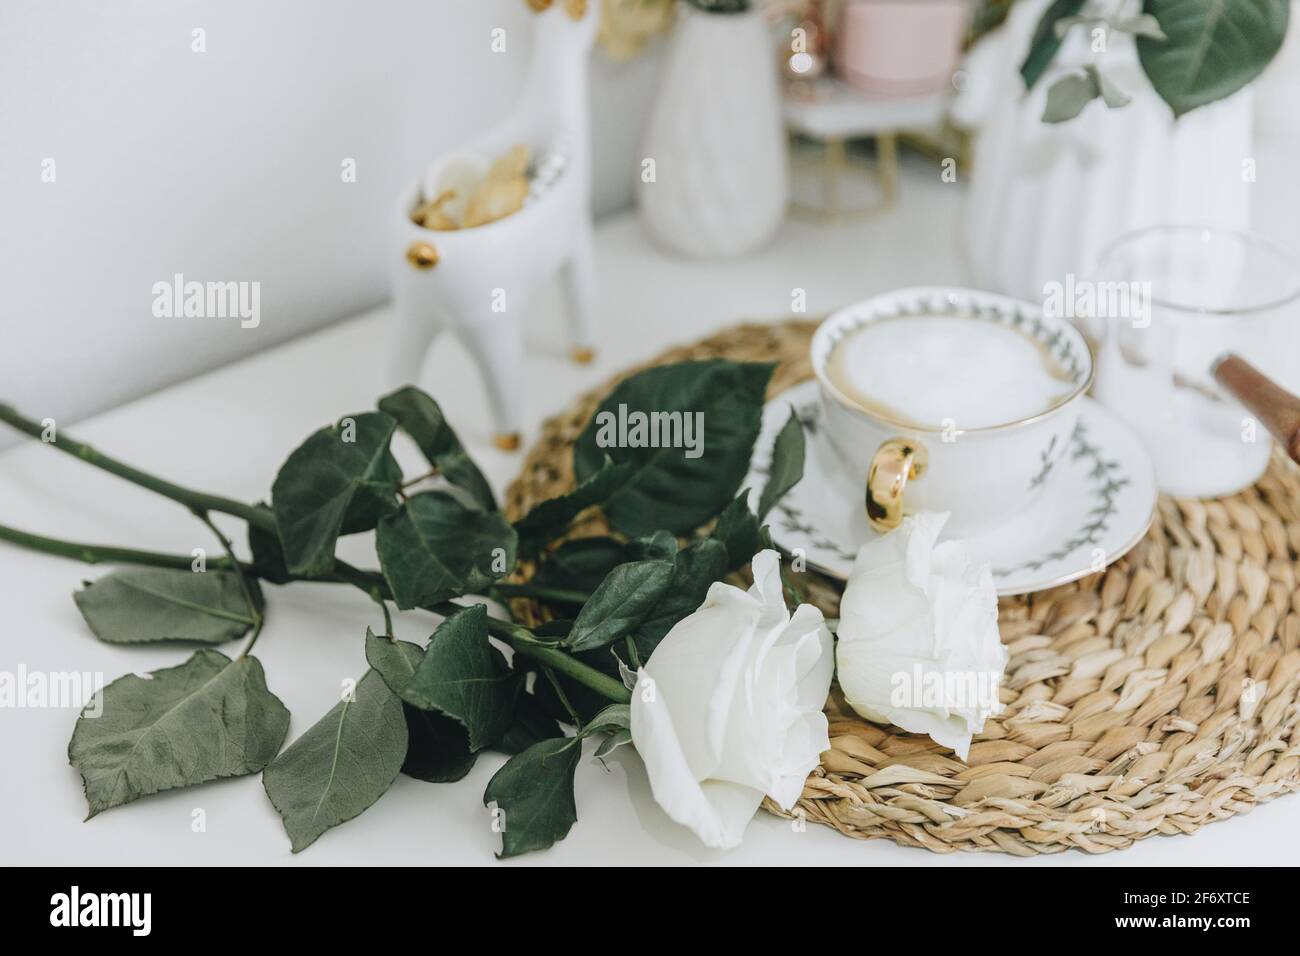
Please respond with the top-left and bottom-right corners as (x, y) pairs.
(788, 131), (901, 224)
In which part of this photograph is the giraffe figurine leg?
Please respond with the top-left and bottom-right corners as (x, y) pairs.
(561, 218), (596, 364)
(456, 310), (525, 450)
(388, 297), (443, 389)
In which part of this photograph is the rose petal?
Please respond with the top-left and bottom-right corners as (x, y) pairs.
(715, 605), (833, 802)
(630, 671), (764, 849)
(747, 549), (789, 629)
(643, 581), (761, 778)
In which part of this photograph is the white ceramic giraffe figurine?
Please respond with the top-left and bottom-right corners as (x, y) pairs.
(390, 0), (598, 450)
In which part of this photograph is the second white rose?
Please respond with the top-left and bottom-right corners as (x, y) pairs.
(835, 512), (1007, 760)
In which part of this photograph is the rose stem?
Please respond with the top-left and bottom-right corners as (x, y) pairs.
(489, 582), (591, 605)
(0, 403), (270, 529)
(0, 404), (631, 704)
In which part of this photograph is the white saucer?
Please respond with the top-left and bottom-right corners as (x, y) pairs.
(745, 380), (1158, 596)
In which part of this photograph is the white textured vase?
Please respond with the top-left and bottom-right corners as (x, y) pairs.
(951, 0), (1253, 303)
(638, 5), (788, 258)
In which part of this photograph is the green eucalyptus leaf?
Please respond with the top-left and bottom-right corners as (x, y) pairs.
(378, 385), (497, 512)
(74, 569), (260, 645)
(1042, 70), (1100, 123)
(270, 412), (402, 576)
(1021, 0), (1086, 89)
(573, 360), (774, 537)
(483, 737), (582, 858)
(364, 627), (478, 782)
(513, 457), (634, 558)
(1138, 0), (1289, 117)
(711, 493), (763, 571)
(402, 604), (518, 751)
(376, 491), (517, 609)
(756, 407), (805, 521)
(629, 539), (729, 660)
(1087, 64), (1132, 108)
(566, 559), (675, 653)
(69, 650), (288, 817)
(262, 668), (407, 852)
(1114, 12), (1166, 39)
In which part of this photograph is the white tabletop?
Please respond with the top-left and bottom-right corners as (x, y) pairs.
(4, 165), (1298, 865)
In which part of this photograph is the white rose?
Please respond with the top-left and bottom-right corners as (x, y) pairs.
(630, 550), (834, 849)
(835, 512), (1006, 761)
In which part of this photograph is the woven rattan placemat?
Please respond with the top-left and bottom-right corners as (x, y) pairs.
(502, 319), (1300, 856)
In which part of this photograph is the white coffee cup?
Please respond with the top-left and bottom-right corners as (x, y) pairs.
(810, 287), (1096, 538)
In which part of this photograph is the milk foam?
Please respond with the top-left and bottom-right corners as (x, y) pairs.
(826, 315), (1074, 429)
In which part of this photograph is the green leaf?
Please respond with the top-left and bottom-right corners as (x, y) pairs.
(69, 650), (288, 817)
(757, 407), (805, 521)
(1020, 0), (1086, 89)
(513, 457), (634, 558)
(1087, 64), (1132, 109)
(711, 493), (763, 571)
(495, 692), (563, 756)
(531, 537), (628, 602)
(402, 704), (476, 783)
(1114, 12), (1167, 39)
(483, 737), (582, 858)
(594, 729), (632, 760)
(1138, 0), (1289, 117)
(362, 626), (477, 781)
(1042, 71), (1100, 123)
(271, 412), (402, 576)
(402, 604), (518, 751)
(579, 704), (631, 737)
(629, 539), (729, 659)
(532, 646), (625, 725)
(247, 503), (292, 585)
(573, 360), (774, 537)
(73, 569), (260, 645)
(379, 385), (497, 512)
(566, 559), (675, 652)
(625, 530), (678, 562)
(364, 626), (421, 695)
(262, 668), (407, 852)
(376, 491), (517, 609)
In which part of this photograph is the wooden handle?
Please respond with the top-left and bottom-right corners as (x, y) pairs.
(1212, 353), (1300, 464)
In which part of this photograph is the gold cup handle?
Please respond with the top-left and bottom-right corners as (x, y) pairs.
(865, 438), (929, 533)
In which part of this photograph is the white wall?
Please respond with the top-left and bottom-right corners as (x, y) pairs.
(0, 0), (663, 445)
